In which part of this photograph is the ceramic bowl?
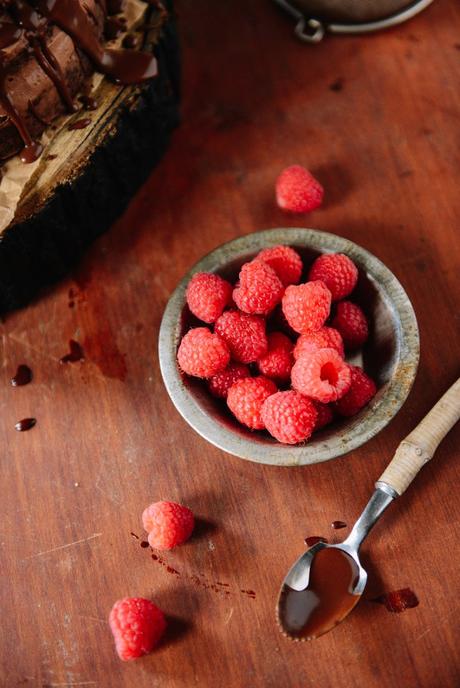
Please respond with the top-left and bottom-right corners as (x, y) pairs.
(159, 228), (419, 466)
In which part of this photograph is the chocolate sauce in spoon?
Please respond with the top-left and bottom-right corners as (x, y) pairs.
(278, 548), (360, 640)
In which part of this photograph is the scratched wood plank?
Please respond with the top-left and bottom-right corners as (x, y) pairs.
(1, 0), (460, 686)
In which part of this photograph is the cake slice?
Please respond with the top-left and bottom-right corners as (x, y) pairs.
(0, 0), (157, 163)
(0, 0), (180, 312)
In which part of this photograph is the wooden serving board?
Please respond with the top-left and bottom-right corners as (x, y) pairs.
(0, 0), (180, 314)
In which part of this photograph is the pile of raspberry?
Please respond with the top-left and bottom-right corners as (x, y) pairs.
(177, 245), (376, 445)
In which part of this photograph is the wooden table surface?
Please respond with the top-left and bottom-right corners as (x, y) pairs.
(1, 1), (460, 686)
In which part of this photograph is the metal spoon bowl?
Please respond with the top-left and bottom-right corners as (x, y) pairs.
(277, 486), (395, 640)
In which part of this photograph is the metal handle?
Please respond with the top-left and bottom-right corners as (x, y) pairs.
(342, 485), (397, 551)
(273, 0), (435, 42)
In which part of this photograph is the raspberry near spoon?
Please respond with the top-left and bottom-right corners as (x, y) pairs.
(277, 376), (460, 640)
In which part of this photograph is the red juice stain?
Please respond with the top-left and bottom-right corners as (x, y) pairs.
(15, 418), (36, 432)
(305, 536), (329, 547)
(68, 118), (91, 131)
(46, 154), (57, 161)
(83, 325), (127, 381)
(11, 364), (33, 386)
(140, 541), (149, 548)
(60, 340), (84, 364)
(149, 554), (243, 597)
(331, 521), (347, 530)
(372, 588), (419, 613)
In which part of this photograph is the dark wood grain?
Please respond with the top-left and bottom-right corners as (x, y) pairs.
(1, 1), (459, 686)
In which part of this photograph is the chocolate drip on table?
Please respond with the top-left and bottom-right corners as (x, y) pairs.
(11, 364), (32, 386)
(15, 417), (36, 431)
(0, 0), (157, 164)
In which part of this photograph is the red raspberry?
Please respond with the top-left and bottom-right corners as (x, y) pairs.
(186, 272), (232, 323)
(269, 304), (299, 339)
(109, 597), (166, 661)
(177, 327), (229, 378)
(215, 310), (267, 363)
(233, 260), (284, 315)
(257, 245), (303, 286)
(293, 326), (344, 360)
(142, 500), (195, 550)
(276, 165), (324, 213)
(257, 332), (293, 383)
(208, 362), (250, 399)
(261, 391), (317, 445)
(227, 376), (277, 430)
(313, 401), (335, 431)
(331, 301), (369, 350)
(282, 281), (331, 334)
(291, 348), (351, 403)
(335, 366), (376, 417)
(308, 253), (358, 301)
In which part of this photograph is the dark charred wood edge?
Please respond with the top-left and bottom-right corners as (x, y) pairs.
(0, 0), (180, 314)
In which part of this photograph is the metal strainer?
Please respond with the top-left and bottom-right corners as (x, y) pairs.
(273, 0), (434, 42)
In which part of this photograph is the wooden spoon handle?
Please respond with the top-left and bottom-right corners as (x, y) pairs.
(377, 377), (460, 496)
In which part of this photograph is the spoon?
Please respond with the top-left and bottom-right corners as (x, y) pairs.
(277, 376), (460, 641)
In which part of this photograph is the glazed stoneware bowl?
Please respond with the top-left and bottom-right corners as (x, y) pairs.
(159, 228), (419, 466)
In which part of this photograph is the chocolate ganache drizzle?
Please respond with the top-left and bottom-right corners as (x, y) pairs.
(0, 0), (158, 163)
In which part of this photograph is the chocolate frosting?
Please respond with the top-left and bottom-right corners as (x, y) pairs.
(0, 0), (157, 163)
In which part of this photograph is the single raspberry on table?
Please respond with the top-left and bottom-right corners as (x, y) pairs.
(276, 165), (324, 213)
(215, 310), (267, 363)
(282, 281), (332, 334)
(257, 245), (303, 286)
(227, 376), (277, 430)
(186, 272), (233, 323)
(331, 300), (369, 350)
(233, 260), (284, 315)
(335, 365), (376, 417)
(261, 390), (317, 445)
(313, 401), (335, 431)
(208, 362), (250, 399)
(257, 332), (293, 383)
(109, 597), (166, 661)
(142, 500), (195, 550)
(291, 348), (351, 403)
(293, 326), (344, 360)
(177, 327), (229, 378)
(308, 253), (358, 301)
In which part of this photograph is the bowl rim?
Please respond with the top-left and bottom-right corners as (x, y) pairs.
(158, 228), (420, 466)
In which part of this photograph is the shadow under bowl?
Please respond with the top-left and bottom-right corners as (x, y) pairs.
(159, 228), (419, 466)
